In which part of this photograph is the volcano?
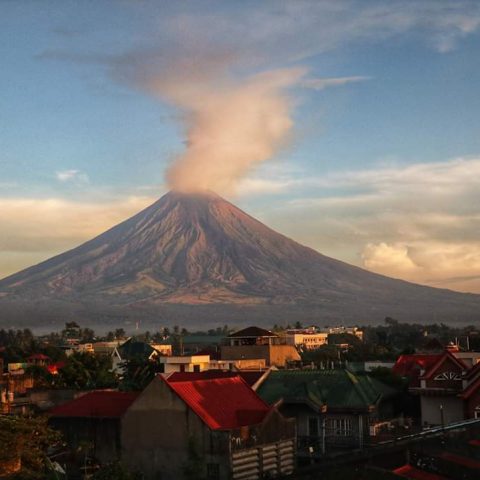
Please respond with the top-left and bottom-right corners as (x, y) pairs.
(1, 190), (480, 327)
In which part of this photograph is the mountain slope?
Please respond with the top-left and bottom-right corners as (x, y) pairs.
(1, 190), (479, 325)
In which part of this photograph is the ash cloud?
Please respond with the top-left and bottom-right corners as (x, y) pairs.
(157, 68), (306, 194)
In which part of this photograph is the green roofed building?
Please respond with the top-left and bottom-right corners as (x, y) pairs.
(256, 369), (398, 456)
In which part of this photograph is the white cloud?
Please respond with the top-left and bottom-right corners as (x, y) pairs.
(301, 76), (370, 90)
(0, 196), (155, 279)
(56, 169), (89, 183)
(261, 156), (480, 293)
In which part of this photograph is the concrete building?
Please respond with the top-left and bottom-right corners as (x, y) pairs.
(122, 375), (296, 480)
(221, 327), (301, 368)
(158, 354), (266, 374)
(285, 329), (328, 351)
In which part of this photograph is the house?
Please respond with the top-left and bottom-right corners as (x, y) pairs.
(49, 390), (139, 464)
(285, 329), (328, 351)
(395, 349), (480, 426)
(220, 326), (301, 367)
(121, 375), (296, 480)
(256, 369), (398, 457)
(112, 339), (171, 373)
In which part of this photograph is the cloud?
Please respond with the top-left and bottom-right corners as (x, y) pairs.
(56, 169), (89, 183)
(0, 196), (155, 279)
(301, 76), (370, 90)
(261, 156), (480, 292)
(37, 1), (480, 194)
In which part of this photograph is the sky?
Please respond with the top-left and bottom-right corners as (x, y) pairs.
(1, 0), (480, 292)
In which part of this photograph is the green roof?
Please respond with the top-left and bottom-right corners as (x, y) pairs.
(118, 339), (155, 360)
(257, 369), (396, 412)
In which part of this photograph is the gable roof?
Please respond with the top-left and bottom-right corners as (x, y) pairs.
(393, 354), (441, 378)
(460, 375), (480, 399)
(466, 360), (480, 380)
(421, 351), (468, 380)
(164, 376), (271, 430)
(49, 391), (139, 418)
(118, 339), (156, 360)
(228, 326), (277, 338)
(257, 369), (396, 412)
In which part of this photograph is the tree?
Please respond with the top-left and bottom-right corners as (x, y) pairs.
(57, 352), (117, 389)
(115, 328), (126, 340)
(119, 356), (161, 391)
(0, 415), (61, 479)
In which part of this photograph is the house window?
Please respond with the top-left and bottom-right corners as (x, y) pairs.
(475, 406), (480, 419)
(308, 417), (319, 436)
(327, 418), (353, 436)
(207, 463), (220, 480)
(193, 364), (200, 373)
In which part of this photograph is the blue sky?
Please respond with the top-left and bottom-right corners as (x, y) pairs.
(2, 1), (480, 292)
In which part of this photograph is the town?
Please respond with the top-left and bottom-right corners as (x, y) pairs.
(1, 319), (480, 479)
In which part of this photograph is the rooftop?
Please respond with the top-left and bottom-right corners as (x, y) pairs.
(257, 369), (396, 411)
(49, 391), (139, 418)
(164, 376), (271, 430)
(228, 326), (278, 338)
(167, 370), (266, 387)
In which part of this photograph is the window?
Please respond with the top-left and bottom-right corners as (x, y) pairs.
(193, 364), (200, 373)
(308, 417), (319, 436)
(207, 463), (220, 480)
(327, 417), (353, 436)
(475, 406), (480, 419)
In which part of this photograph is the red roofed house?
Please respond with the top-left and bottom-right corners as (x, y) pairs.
(121, 375), (296, 480)
(395, 351), (469, 426)
(49, 390), (139, 464)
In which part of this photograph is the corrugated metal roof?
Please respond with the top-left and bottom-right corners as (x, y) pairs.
(165, 376), (270, 430)
(257, 369), (396, 411)
(393, 464), (448, 480)
(167, 370), (265, 387)
(49, 391), (139, 418)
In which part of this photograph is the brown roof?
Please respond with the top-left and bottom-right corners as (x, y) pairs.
(228, 326), (277, 338)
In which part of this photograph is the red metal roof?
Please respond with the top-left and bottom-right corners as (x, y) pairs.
(439, 451), (480, 470)
(421, 351), (468, 380)
(164, 376), (271, 430)
(49, 391), (139, 418)
(167, 370), (265, 387)
(393, 354), (441, 386)
(393, 464), (447, 480)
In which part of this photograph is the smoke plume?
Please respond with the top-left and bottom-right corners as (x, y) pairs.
(147, 66), (306, 194)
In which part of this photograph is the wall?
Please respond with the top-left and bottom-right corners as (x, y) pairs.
(420, 395), (464, 426)
(121, 377), (230, 480)
(221, 345), (300, 367)
(49, 417), (121, 464)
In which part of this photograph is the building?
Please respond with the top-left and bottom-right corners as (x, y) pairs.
(49, 390), (139, 465)
(285, 329), (328, 351)
(323, 327), (363, 341)
(220, 327), (301, 367)
(122, 375), (296, 479)
(256, 369), (398, 457)
(158, 354), (266, 374)
(394, 349), (480, 426)
(112, 339), (172, 373)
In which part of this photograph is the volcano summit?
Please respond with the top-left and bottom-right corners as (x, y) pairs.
(1, 191), (480, 327)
